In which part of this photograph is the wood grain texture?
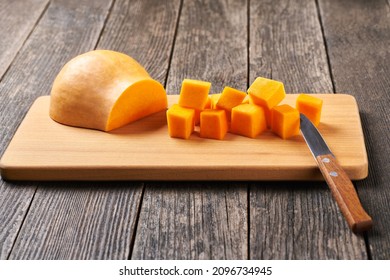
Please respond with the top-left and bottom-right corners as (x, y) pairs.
(0, 0), (49, 79)
(132, 0), (249, 259)
(0, 181), (37, 259)
(250, 182), (368, 259)
(132, 182), (247, 259)
(0, 0), (54, 259)
(249, 0), (333, 92)
(0, 94), (368, 181)
(248, 0), (368, 259)
(318, 0), (390, 259)
(96, 0), (181, 84)
(166, 0), (248, 94)
(8, 182), (143, 259)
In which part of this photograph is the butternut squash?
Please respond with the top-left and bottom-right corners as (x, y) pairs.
(50, 50), (167, 131)
(200, 110), (228, 140)
(271, 104), (300, 139)
(231, 104), (267, 138)
(194, 96), (211, 125)
(242, 95), (250, 104)
(296, 94), (323, 127)
(248, 95), (272, 128)
(178, 79), (211, 110)
(210, 93), (221, 109)
(248, 77), (286, 110)
(216, 86), (247, 118)
(166, 104), (195, 139)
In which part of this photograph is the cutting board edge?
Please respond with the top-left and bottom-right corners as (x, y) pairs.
(0, 162), (368, 181)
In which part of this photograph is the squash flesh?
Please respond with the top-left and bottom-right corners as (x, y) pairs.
(200, 109), (228, 140)
(296, 94), (323, 127)
(248, 77), (286, 109)
(231, 104), (267, 138)
(107, 79), (167, 131)
(166, 104), (195, 139)
(178, 79), (211, 110)
(210, 93), (221, 109)
(216, 86), (247, 113)
(271, 104), (300, 139)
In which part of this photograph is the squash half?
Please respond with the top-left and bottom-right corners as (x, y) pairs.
(49, 50), (167, 131)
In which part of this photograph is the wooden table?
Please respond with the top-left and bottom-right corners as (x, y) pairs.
(0, 0), (388, 260)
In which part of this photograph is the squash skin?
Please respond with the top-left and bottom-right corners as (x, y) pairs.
(49, 50), (167, 131)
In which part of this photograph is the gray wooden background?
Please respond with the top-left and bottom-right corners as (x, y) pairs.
(0, 0), (389, 259)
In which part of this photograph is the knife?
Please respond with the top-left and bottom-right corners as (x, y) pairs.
(299, 113), (372, 233)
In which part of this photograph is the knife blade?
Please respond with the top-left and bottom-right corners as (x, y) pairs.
(299, 113), (372, 233)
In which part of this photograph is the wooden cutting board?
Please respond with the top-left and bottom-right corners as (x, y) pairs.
(0, 94), (368, 181)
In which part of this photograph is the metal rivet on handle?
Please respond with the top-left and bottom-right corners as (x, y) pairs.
(330, 171), (338, 177)
(322, 157), (330, 163)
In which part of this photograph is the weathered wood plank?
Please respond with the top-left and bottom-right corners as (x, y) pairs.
(0, 181), (37, 259)
(8, 183), (143, 259)
(0, 0), (49, 79)
(166, 0), (248, 94)
(249, 0), (367, 259)
(132, 183), (247, 259)
(132, 0), (248, 259)
(318, 0), (390, 259)
(97, 0), (181, 84)
(250, 183), (367, 259)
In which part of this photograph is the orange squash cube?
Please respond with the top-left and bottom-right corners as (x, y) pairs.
(210, 93), (221, 109)
(271, 104), (300, 139)
(231, 104), (267, 138)
(194, 109), (201, 126)
(200, 110), (228, 140)
(166, 104), (195, 139)
(216, 86), (247, 114)
(242, 95), (250, 104)
(296, 94), (323, 127)
(248, 95), (272, 128)
(204, 95), (211, 109)
(178, 79), (211, 110)
(248, 77), (286, 110)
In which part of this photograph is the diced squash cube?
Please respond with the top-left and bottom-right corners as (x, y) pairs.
(231, 104), (267, 138)
(178, 79), (211, 110)
(192, 96), (212, 126)
(242, 95), (250, 104)
(263, 107), (272, 128)
(296, 94), (323, 127)
(216, 86), (247, 115)
(167, 104), (195, 139)
(194, 109), (201, 126)
(192, 95), (212, 125)
(205, 95), (211, 109)
(248, 95), (272, 128)
(200, 110), (228, 140)
(210, 93), (221, 109)
(271, 104), (300, 139)
(248, 77), (286, 110)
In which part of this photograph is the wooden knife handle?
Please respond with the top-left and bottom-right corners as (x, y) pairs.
(316, 154), (372, 233)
